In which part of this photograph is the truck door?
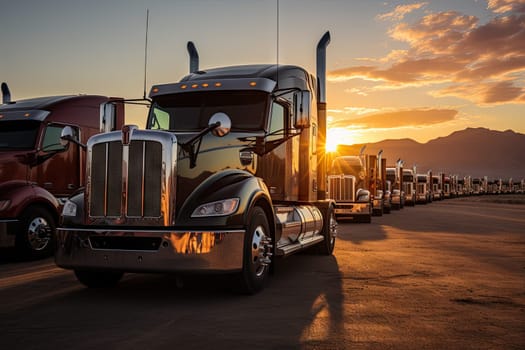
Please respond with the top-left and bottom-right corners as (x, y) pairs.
(33, 124), (81, 197)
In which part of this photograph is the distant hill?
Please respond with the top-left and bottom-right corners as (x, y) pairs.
(335, 128), (525, 180)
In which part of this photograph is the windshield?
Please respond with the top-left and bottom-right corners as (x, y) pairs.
(331, 158), (362, 176)
(0, 120), (40, 150)
(403, 175), (413, 182)
(147, 91), (269, 132)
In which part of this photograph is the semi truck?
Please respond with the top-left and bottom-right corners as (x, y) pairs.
(431, 175), (443, 201)
(386, 162), (404, 209)
(56, 32), (337, 294)
(416, 173), (430, 204)
(328, 153), (372, 222)
(0, 83), (123, 258)
(402, 168), (416, 206)
(369, 151), (385, 216)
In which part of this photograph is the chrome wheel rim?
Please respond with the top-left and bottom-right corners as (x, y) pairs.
(27, 217), (51, 250)
(250, 225), (271, 277)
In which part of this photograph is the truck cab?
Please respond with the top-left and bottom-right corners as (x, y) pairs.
(56, 33), (336, 294)
(0, 89), (123, 258)
(402, 169), (416, 206)
(416, 174), (430, 204)
(328, 155), (372, 222)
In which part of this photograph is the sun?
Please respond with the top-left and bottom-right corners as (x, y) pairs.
(326, 137), (339, 152)
(326, 128), (351, 152)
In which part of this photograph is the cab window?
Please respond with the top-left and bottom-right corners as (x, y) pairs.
(42, 125), (72, 152)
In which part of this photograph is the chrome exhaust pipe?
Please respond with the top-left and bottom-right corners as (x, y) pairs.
(316, 31), (331, 104)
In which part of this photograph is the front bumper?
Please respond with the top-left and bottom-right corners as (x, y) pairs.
(55, 228), (245, 273)
(334, 202), (371, 218)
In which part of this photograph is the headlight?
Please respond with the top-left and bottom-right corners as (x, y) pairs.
(191, 198), (239, 218)
(62, 200), (77, 217)
(0, 199), (11, 212)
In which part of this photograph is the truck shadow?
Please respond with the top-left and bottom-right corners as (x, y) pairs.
(2, 254), (347, 349)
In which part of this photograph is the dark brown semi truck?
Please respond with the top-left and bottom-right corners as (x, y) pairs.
(56, 32), (337, 294)
(0, 83), (123, 258)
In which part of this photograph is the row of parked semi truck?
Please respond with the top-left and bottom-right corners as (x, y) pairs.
(327, 152), (525, 223)
(0, 31), (522, 293)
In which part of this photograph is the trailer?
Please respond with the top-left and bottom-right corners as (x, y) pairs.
(56, 33), (336, 294)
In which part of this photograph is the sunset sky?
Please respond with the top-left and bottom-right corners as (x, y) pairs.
(1, 0), (524, 146)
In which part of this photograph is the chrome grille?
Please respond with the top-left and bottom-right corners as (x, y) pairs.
(89, 139), (163, 219)
(327, 175), (355, 201)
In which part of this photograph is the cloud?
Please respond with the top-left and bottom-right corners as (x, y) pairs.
(434, 81), (525, 104)
(487, 0), (525, 14)
(329, 3), (525, 105)
(377, 3), (428, 21)
(329, 108), (458, 129)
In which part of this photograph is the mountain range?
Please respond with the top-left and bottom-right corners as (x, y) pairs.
(335, 127), (525, 180)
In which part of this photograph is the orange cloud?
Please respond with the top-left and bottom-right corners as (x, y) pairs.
(377, 2), (428, 21)
(434, 81), (525, 104)
(329, 5), (525, 105)
(329, 108), (458, 129)
(488, 0), (525, 14)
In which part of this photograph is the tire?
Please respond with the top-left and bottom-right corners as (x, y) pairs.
(16, 206), (56, 259)
(316, 204), (336, 255)
(237, 206), (272, 295)
(74, 270), (124, 288)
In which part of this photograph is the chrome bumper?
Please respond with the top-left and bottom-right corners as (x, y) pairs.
(334, 202), (371, 216)
(55, 228), (245, 273)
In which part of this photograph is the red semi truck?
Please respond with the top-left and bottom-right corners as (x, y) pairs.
(0, 83), (123, 258)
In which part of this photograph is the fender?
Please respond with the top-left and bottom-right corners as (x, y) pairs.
(176, 169), (273, 229)
(0, 180), (60, 219)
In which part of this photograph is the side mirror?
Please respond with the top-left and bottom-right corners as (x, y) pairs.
(209, 112), (231, 137)
(294, 90), (311, 129)
(60, 126), (86, 149)
(100, 103), (117, 133)
(60, 126), (76, 146)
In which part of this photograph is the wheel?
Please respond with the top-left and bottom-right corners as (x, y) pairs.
(316, 204), (337, 255)
(74, 270), (124, 288)
(16, 206), (56, 259)
(237, 206), (272, 294)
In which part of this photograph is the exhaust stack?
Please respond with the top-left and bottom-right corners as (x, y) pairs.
(1, 82), (11, 104)
(316, 31), (331, 200)
(187, 41), (199, 73)
(316, 31), (331, 104)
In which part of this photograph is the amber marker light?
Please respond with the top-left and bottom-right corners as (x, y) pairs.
(192, 84), (198, 88)
(202, 83), (209, 88)
(249, 81), (257, 87)
(214, 82), (222, 87)
(152, 87), (159, 93)
(180, 84), (187, 89)
(24, 113), (31, 117)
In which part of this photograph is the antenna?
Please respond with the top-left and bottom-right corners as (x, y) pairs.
(143, 8), (150, 100)
(276, 0), (279, 86)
